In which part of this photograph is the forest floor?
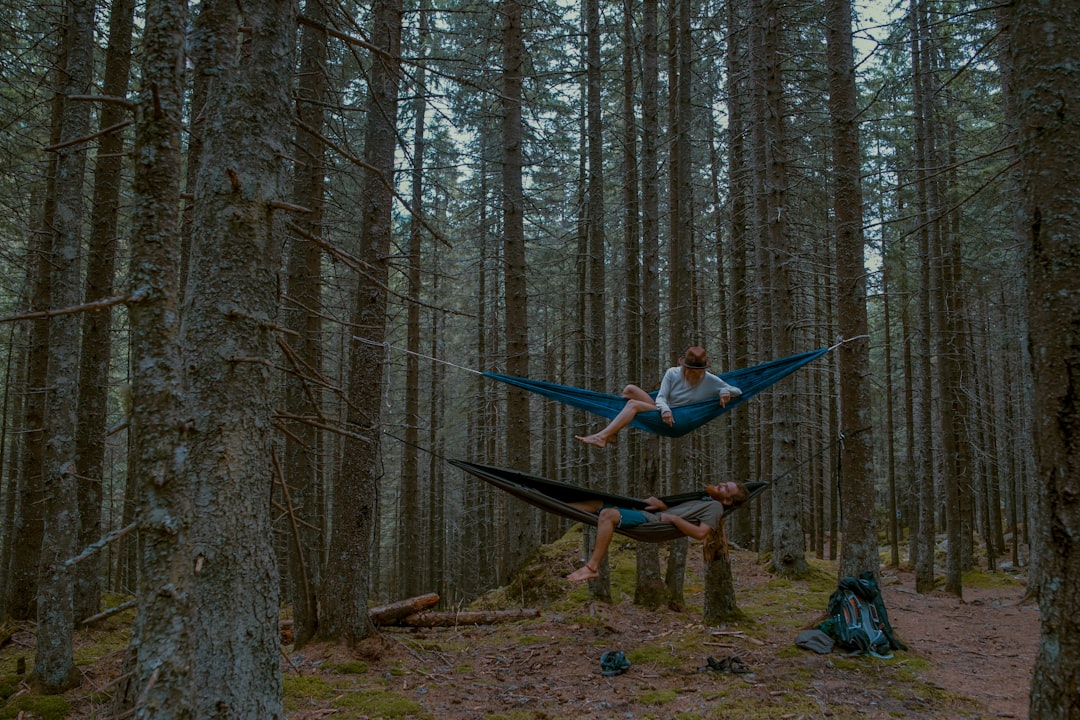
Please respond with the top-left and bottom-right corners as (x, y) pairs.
(0, 528), (1038, 720)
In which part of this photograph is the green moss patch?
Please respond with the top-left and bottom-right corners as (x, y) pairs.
(0, 693), (71, 720)
(323, 660), (369, 675)
(636, 687), (679, 705)
(331, 689), (432, 719)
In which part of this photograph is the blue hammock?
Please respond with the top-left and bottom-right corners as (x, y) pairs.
(484, 347), (829, 438)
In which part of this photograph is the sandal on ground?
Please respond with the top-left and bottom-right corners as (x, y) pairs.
(703, 655), (751, 674)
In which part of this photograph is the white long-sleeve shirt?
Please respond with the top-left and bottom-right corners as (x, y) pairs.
(654, 367), (742, 417)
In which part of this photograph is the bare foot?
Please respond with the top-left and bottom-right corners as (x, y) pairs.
(567, 563), (599, 583)
(574, 434), (608, 449)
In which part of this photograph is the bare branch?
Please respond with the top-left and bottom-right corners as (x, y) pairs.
(45, 120), (134, 152)
(0, 294), (129, 324)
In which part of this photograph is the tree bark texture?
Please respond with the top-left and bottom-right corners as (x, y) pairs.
(119, 0), (193, 716)
(181, 1), (297, 715)
(727, 0), (753, 550)
(825, 0), (877, 580)
(180, 0), (234, 300)
(1012, 0), (1080, 716)
(633, 0), (665, 608)
(400, 0), (430, 601)
(910, 0), (937, 594)
(283, 0), (329, 647)
(73, 0), (135, 625)
(754, 0), (806, 577)
(36, 0), (96, 692)
(500, 0), (536, 582)
(321, 0), (401, 645)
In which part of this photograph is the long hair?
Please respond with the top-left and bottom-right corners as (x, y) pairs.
(702, 523), (729, 563)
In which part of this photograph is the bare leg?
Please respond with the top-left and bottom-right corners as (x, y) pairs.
(575, 385), (657, 449)
(567, 508), (620, 582)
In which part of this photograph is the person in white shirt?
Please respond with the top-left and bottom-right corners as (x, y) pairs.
(574, 346), (741, 449)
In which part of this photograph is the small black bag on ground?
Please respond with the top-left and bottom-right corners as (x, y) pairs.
(818, 571), (906, 657)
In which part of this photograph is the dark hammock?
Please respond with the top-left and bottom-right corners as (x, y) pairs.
(484, 347), (829, 438)
(448, 458), (768, 543)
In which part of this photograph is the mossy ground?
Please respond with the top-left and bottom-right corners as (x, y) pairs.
(0, 529), (1034, 719)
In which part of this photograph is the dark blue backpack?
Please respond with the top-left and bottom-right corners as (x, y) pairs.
(819, 572), (906, 657)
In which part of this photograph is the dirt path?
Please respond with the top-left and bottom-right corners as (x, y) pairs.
(883, 570), (1038, 718)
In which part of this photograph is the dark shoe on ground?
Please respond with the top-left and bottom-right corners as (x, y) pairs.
(703, 655), (751, 674)
(600, 650), (631, 676)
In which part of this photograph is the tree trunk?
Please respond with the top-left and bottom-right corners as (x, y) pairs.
(282, 0), (330, 648)
(322, 0), (402, 644)
(73, 0), (135, 626)
(726, 0), (753, 550)
(1011, 0), (1080, 716)
(181, 1), (296, 714)
(426, 254), (447, 598)
(634, 0), (665, 608)
(180, 0), (233, 299)
(826, 0), (877, 580)
(36, 0), (96, 692)
(703, 524), (738, 623)
(882, 262), (901, 567)
(117, 1), (192, 715)
(910, 0), (937, 594)
(500, 0), (535, 582)
(755, 0), (806, 578)
(0, 315), (27, 619)
(663, 0), (694, 610)
(581, 0), (611, 603)
(8, 196), (53, 623)
(6, 7), (74, 627)
(400, 0), (430, 601)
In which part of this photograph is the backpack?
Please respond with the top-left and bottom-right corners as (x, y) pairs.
(819, 572), (906, 657)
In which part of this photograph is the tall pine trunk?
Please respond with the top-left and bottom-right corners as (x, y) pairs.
(119, 0), (192, 714)
(73, 0), (135, 625)
(36, 0), (95, 691)
(401, 0), (431, 599)
(283, 3), (331, 647)
(182, 1), (296, 714)
(910, 0), (937, 594)
(500, 0), (535, 582)
(755, 0), (806, 577)
(1011, 0), (1080, 716)
(826, 0), (877, 579)
(322, 0), (402, 643)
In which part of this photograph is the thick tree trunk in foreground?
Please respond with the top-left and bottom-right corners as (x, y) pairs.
(118, 1), (192, 715)
(1012, 0), (1080, 717)
(181, 1), (296, 715)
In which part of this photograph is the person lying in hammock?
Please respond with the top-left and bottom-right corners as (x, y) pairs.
(565, 481), (751, 582)
(574, 346), (742, 448)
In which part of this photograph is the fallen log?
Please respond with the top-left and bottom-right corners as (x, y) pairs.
(368, 593), (440, 626)
(396, 608), (540, 628)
